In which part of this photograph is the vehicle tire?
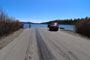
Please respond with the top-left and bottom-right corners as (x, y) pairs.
(56, 29), (59, 31)
(49, 28), (51, 31)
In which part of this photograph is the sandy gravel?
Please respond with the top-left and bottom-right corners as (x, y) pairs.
(0, 29), (24, 49)
(61, 30), (90, 40)
(0, 28), (90, 60)
(38, 28), (90, 60)
(0, 28), (39, 60)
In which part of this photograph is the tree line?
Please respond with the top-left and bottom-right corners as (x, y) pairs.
(41, 17), (90, 25)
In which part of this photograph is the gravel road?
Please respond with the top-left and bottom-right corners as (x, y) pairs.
(0, 28), (90, 60)
(0, 29), (24, 49)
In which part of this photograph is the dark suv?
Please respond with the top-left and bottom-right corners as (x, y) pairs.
(48, 23), (59, 31)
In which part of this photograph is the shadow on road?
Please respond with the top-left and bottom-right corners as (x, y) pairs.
(48, 29), (58, 32)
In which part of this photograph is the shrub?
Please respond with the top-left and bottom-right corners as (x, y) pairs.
(75, 20), (90, 37)
(0, 21), (23, 36)
(0, 11), (23, 37)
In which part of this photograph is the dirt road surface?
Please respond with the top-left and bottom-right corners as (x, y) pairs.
(0, 28), (90, 60)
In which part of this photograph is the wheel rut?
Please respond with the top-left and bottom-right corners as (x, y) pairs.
(35, 28), (56, 60)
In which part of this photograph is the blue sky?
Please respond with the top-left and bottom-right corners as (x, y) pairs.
(0, 0), (90, 23)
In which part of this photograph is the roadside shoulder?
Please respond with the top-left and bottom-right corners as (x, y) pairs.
(0, 29), (24, 49)
(60, 30), (90, 40)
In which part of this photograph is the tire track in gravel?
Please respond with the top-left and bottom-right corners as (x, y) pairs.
(35, 28), (56, 60)
(39, 28), (80, 60)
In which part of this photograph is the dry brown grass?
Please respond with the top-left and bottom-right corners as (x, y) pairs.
(75, 20), (90, 37)
(0, 10), (23, 37)
(0, 20), (23, 36)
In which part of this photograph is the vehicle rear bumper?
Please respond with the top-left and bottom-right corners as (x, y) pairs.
(49, 26), (59, 30)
